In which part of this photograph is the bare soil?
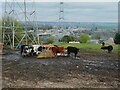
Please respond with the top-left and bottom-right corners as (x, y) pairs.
(1, 48), (120, 88)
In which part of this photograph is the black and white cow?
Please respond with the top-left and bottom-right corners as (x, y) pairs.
(32, 45), (40, 55)
(21, 45), (34, 57)
(67, 46), (79, 57)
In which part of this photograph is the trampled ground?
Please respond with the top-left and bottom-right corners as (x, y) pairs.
(1, 48), (119, 88)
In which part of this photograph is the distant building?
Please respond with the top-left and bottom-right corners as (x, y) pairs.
(105, 37), (114, 45)
(69, 41), (80, 44)
(89, 39), (99, 44)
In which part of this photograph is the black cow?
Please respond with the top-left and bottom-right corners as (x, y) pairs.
(101, 45), (113, 53)
(67, 46), (79, 57)
(102, 42), (105, 46)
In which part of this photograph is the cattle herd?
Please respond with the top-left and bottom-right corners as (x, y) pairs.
(20, 43), (113, 58)
(20, 44), (80, 58)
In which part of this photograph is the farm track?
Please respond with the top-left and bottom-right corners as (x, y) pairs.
(1, 49), (120, 89)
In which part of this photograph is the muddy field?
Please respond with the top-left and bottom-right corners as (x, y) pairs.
(1, 48), (120, 88)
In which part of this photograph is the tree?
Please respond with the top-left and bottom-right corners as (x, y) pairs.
(47, 39), (54, 44)
(61, 35), (75, 43)
(114, 33), (120, 44)
(79, 33), (90, 43)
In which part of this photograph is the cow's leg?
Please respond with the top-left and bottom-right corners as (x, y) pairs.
(21, 48), (23, 55)
(55, 53), (57, 56)
(108, 50), (111, 53)
(67, 52), (70, 57)
(74, 52), (78, 57)
(22, 52), (26, 57)
(61, 52), (64, 56)
(21, 50), (23, 55)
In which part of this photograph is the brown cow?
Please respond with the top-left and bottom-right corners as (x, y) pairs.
(52, 45), (64, 56)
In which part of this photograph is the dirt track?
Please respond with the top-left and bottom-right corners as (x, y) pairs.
(2, 49), (119, 88)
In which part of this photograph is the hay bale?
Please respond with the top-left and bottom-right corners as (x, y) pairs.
(37, 49), (55, 58)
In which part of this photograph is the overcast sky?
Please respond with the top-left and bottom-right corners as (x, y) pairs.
(0, 1), (118, 22)
(0, 0), (119, 2)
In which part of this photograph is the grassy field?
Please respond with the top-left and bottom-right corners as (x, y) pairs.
(57, 43), (119, 52)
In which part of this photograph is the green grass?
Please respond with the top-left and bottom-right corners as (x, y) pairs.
(57, 43), (120, 52)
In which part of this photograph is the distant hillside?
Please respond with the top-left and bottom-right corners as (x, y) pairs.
(35, 21), (117, 28)
(20, 21), (118, 29)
